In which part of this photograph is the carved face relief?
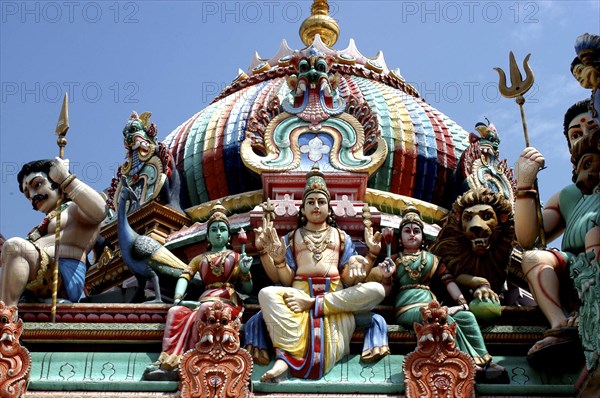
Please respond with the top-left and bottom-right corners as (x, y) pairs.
(575, 152), (600, 194)
(123, 118), (157, 162)
(0, 302), (22, 345)
(568, 112), (600, 148)
(303, 192), (329, 225)
(572, 63), (600, 89)
(21, 172), (59, 214)
(208, 221), (229, 250)
(461, 204), (498, 255)
(401, 223), (423, 252)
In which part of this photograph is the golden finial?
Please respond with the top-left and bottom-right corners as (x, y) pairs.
(299, 0), (340, 47)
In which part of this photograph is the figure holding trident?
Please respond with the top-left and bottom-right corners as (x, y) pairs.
(500, 52), (598, 370)
(0, 94), (106, 321)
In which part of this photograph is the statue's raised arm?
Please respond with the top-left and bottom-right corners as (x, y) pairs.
(0, 157), (106, 309)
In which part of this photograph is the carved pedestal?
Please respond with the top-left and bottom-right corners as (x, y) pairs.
(403, 301), (475, 398)
(0, 301), (31, 398)
(179, 301), (253, 398)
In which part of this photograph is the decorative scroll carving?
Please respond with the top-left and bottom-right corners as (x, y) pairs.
(0, 301), (31, 398)
(179, 301), (253, 398)
(460, 121), (515, 204)
(403, 301), (475, 398)
(246, 97), (283, 155)
(105, 111), (182, 217)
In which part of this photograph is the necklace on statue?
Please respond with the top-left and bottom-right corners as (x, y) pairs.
(300, 226), (331, 262)
(207, 251), (227, 277)
(27, 202), (70, 242)
(399, 251), (426, 281)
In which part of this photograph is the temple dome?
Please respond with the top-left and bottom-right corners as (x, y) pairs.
(164, 34), (470, 210)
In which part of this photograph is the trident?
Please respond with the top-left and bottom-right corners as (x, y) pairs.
(494, 52), (545, 247)
(51, 93), (69, 322)
(494, 52), (535, 146)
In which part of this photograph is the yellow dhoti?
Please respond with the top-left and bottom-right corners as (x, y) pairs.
(258, 277), (384, 379)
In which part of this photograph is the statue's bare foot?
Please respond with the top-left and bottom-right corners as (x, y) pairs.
(260, 359), (289, 382)
(283, 291), (315, 313)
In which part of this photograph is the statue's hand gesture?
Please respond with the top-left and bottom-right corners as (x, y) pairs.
(254, 216), (273, 252)
(379, 257), (396, 279)
(347, 255), (368, 282)
(253, 216), (285, 262)
(364, 227), (382, 257)
(239, 253), (252, 275)
(516, 147), (545, 188)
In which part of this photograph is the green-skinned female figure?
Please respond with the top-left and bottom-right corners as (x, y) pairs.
(370, 206), (506, 382)
(144, 201), (253, 380)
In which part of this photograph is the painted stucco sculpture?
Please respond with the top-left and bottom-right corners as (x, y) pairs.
(249, 165), (387, 381)
(372, 206), (507, 382)
(515, 99), (598, 373)
(0, 158), (106, 307)
(0, 301), (31, 398)
(569, 34), (600, 373)
(178, 300), (253, 398)
(429, 188), (515, 322)
(117, 176), (189, 303)
(403, 300), (475, 398)
(144, 201), (252, 381)
(240, 49), (388, 176)
(457, 120), (515, 204)
(106, 111), (183, 218)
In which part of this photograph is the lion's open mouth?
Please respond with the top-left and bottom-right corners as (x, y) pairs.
(471, 237), (490, 249)
(0, 331), (14, 343)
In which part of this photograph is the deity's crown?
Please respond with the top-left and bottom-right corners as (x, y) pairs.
(207, 200), (230, 228)
(399, 205), (424, 231)
(303, 164), (330, 201)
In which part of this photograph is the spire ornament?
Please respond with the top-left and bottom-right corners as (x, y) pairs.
(299, 0), (340, 47)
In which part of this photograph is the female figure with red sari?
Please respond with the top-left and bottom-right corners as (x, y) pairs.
(144, 202), (253, 380)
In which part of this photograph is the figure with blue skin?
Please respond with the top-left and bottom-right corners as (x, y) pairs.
(0, 158), (106, 313)
(144, 202), (253, 380)
(252, 165), (387, 382)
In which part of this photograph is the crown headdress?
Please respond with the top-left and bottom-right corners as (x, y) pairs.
(399, 205), (424, 231)
(303, 164), (330, 201)
(207, 201), (229, 228)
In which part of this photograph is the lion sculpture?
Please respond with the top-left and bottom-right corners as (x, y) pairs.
(430, 188), (516, 322)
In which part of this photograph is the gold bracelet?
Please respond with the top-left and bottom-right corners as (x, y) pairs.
(275, 261), (287, 269)
(515, 189), (537, 199)
(367, 251), (378, 260)
(258, 248), (269, 256)
(60, 174), (77, 190)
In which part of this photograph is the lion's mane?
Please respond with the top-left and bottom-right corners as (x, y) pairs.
(430, 188), (515, 294)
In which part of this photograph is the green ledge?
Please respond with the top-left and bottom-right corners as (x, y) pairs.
(27, 352), (579, 395)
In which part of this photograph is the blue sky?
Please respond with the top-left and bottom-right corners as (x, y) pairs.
(1, 0), (599, 245)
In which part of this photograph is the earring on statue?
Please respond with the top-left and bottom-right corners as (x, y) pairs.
(326, 209), (333, 224)
(301, 212), (306, 224)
